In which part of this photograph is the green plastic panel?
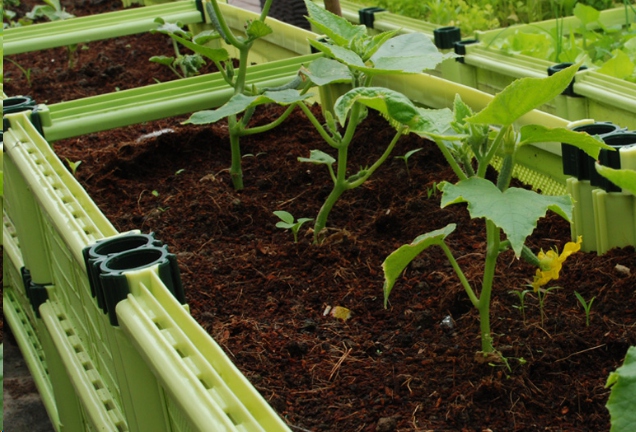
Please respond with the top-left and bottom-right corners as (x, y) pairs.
(117, 268), (291, 431)
(573, 71), (636, 130)
(39, 53), (321, 141)
(3, 1), (203, 56)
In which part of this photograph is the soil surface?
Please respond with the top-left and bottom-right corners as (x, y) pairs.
(4, 1), (636, 431)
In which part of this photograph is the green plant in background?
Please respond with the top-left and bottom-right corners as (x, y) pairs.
(489, 2), (636, 82)
(158, 0), (312, 190)
(24, 0), (73, 23)
(394, 148), (423, 180)
(274, 211), (314, 243)
(574, 290), (595, 326)
(605, 346), (636, 432)
(151, 19), (207, 79)
(292, 0), (456, 242)
(382, 63), (613, 359)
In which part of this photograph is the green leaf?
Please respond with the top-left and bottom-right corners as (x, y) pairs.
(153, 18), (191, 38)
(597, 50), (635, 80)
(298, 149), (336, 165)
(304, 0), (367, 47)
(606, 346), (636, 432)
(185, 90), (310, 124)
(369, 33), (456, 74)
(308, 39), (366, 68)
(170, 34), (229, 63)
(273, 210), (294, 224)
(301, 57), (353, 86)
(361, 30), (400, 60)
(246, 19), (273, 40)
(519, 125), (614, 159)
(193, 30), (221, 45)
(573, 3), (600, 26)
(466, 62), (581, 126)
(382, 224), (456, 307)
(595, 165), (636, 195)
(149, 55), (175, 66)
(440, 178), (573, 257)
(334, 87), (454, 136)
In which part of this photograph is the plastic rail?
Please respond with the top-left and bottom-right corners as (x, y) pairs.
(37, 53), (320, 141)
(4, 1), (203, 56)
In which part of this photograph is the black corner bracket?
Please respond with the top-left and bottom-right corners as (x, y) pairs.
(83, 232), (185, 326)
(358, 7), (385, 28)
(2, 95), (45, 136)
(21, 267), (49, 318)
(433, 26), (461, 50)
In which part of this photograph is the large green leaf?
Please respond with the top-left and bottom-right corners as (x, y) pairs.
(606, 346), (636, 432)
(595, 165), (636, 195)
(308, 39), (366, 68)
(369, 33), (456, 73)
(597, 50), (635, 80)
(301, 57), (353, 86)
(185, 90), (310, 124)
(466, 62), (580, 126)
(304, 0), (366, 47)
(440, 178), (573, 257)
(334, 87), (454, 135)
(520, 124), (614, 159)
(382, 224), (456, 307)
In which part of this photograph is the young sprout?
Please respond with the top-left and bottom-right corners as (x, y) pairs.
(509, 288), (532, 323)
(394, 148), (422, 180)
(273, 211), (313, 243)
(65, 158), (82, 176)
(574, 291), (596, 327)
(536, 286), (561, 327)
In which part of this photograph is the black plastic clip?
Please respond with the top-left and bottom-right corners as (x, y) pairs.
(595, 132), (636, 192)
(563, 122), (624, 181)
(433, 26), (461, 50)
(547, 63), (588, 97)
(21, 267), (49, 318)
(83, 233), (185, 326)
(453, 39), (478, 63)
(2, 96), (45, 136)
(358, 7), (385, 28)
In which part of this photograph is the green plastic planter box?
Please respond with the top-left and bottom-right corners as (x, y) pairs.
(3, 109), (292, 431)
(456, 7), (636, 129)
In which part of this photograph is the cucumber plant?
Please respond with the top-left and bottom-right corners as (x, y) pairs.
(382, 63), (614, 359)
(154, 0), (312, 190)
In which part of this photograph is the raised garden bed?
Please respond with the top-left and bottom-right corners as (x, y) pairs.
(3, 1), (636, 431)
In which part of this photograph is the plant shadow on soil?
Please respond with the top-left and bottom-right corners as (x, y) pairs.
(3, 1), (636, 430)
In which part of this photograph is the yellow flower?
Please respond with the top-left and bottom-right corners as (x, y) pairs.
(531, 236), (582, 292)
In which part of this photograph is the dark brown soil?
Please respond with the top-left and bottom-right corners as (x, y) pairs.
(4, 1), (636, 431)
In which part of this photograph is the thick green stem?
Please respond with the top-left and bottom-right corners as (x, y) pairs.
(477, 219), (501, 354)
(296, 102), (339, 148)
(313, 182), (347, 243)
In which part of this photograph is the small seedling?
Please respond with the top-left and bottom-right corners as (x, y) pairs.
(65, 158), (82, 176)
(273, 210), (313, 243)
(574, 291), (596, 327)
(151, 190), (160, 197)
(536, 286), (561, 327)
(509, 288), (532, 323)
(6, 58), (33, 87)
(394, 148), (422, 179)
(426, 181), (440, 199)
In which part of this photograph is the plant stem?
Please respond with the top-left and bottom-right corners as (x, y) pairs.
(439, 243), (479, 307)
(477, 219), (501, 354)
(477, 125), (508, 178)
(433, 138), (468, 181)
(228, 116), (244, 190)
